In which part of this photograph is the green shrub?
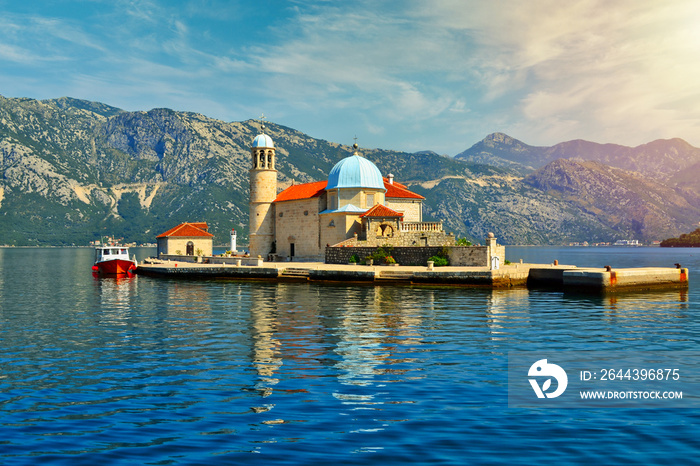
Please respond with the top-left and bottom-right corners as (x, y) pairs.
(428, 255), (448, 266)
(456, 237), (472, 246)
(385, 256), (396, 265)
(349, 254), (359, 263)
(368, 245), (393, 262)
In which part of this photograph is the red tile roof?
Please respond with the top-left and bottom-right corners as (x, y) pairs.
(383, 177), (408, 189)
(274, 180), (327, 202)
(384, 180), (424, 199)
(157, 222), (214, 238)
(272, 178), (423, 202)
(360, 204), (404, 218)
(188, 222), (209, 231)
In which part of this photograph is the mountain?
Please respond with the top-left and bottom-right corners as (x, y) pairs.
(0, 95), (492, 245)
(2, 94), (699, 246)
(453, 132), (546, 172)
(524, 160), (700, 240)
(456, 133), (700, 182)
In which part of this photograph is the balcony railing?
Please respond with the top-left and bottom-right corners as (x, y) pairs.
(400, 221), (443, 232)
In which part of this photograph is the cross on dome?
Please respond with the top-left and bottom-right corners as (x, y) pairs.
(252, 113), (274, 148)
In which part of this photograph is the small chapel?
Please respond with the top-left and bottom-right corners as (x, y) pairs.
(248, 123), (456, 261)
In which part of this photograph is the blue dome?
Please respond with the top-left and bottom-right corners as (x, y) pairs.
(327, 155), (385, 191)
(252, 133), (274, 148)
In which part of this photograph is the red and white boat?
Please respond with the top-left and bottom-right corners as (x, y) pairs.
(92, 246), (137, 275)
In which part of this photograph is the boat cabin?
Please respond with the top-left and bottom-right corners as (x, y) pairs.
(95, 247), (131, 263)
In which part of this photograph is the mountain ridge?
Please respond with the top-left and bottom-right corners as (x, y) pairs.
(456, 132), (700, 184)
(2, 94), (699, 246)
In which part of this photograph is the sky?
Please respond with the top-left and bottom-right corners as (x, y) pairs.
(1, 0), (700, 155)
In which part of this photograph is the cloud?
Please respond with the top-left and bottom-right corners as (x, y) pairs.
(396, 0), (700, 146)
(4, 0), (700, 153)
(0, 13), (107, 67)
(239, 3), (474, 127)
(0, 43), (40, 65)
(119, 0), (163, 22)
(31, 17), (107, 52)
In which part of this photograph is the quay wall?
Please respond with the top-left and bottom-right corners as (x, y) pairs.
(528, 266), (689, 293)
(136, 260), (687, 294)
(562, 267), (689, 293)
(137, 265), (279, 279)
(157, 255), (263, 266)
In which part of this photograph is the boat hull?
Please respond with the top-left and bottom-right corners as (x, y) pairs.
(94, 259), (136, 275)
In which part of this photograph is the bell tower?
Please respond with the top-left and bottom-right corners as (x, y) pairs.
(248, 116), (277, 258)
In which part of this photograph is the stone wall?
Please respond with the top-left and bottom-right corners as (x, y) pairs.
(385, 198), (422, 222)
(325, 245), (497, 267)
(320, 212), (362, 250)
(326, 246), (445, 266)
(341, 230), (455, 248)
(275, 197), (322, 258)
(447, 246), (489, 267)
(491, 245), (506, 267)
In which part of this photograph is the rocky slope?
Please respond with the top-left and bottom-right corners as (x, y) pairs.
(2, 95), (699, 245)
(524, 160), (700, 241)
(456, 133), (700, 183)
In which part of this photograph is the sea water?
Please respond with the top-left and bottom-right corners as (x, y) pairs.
(0, 246), (698, 465)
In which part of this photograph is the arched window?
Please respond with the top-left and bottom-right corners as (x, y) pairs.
(186, 241), (194, 255)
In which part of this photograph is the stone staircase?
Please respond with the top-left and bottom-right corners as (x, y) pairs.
(279, 268), (311, 280)
(376, 270), (415, 282)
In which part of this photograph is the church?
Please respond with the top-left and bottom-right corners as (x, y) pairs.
(248, 124), (455, 261)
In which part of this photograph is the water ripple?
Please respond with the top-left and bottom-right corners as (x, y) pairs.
(1, 248), (700, 464)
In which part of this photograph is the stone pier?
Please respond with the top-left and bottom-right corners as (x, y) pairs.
(136, 260), (688, 293)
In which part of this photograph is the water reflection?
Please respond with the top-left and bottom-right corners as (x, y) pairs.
(562, 289), (690, 316)
(239, 284), (438, 423)
(249, 285), (282, 389)
(0, 248), (5, 311)
(93, 275), (138, 324)
(600, 289), (688, 311)
(486, 288), (531, 338)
